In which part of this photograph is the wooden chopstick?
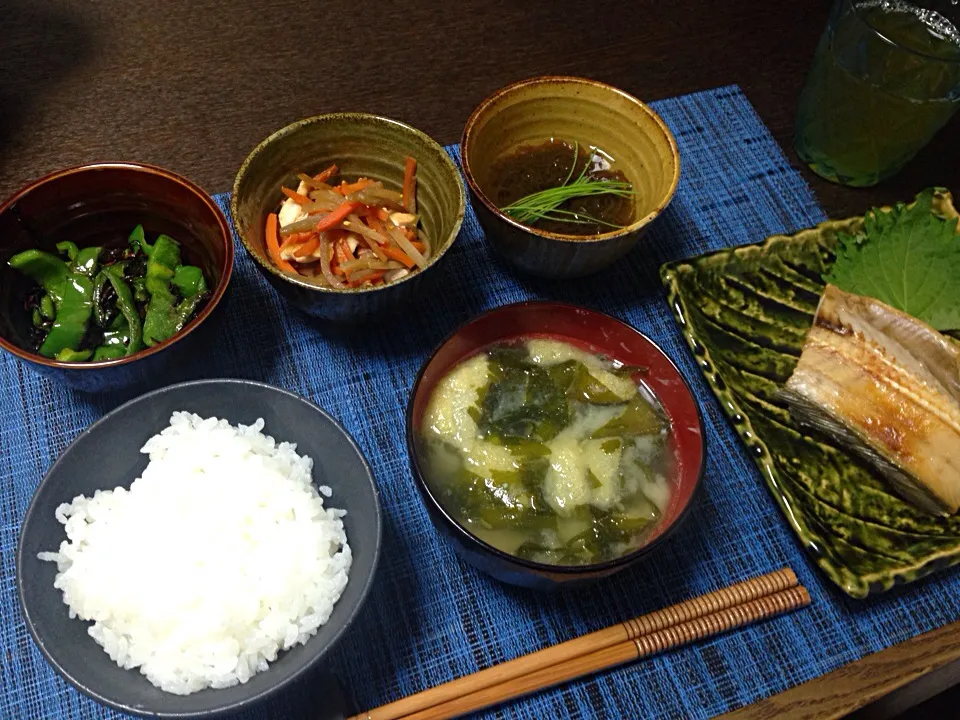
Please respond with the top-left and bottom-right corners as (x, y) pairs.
(398, 585), (811, 720)
(349, 568), (800, 720)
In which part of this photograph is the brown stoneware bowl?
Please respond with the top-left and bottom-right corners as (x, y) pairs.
(406, 302), (705, 590)
(0, 163), (233, 393)
(461, 76), (680, 279)
(231, 113), (465, 322)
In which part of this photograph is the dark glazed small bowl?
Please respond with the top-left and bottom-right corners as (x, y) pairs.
(406, 302), (705, 590)
(17, 379), (381, 718)
(232, 113), (465, 322)
(461, 76), (681, 279)
(0, 163), (233, 393)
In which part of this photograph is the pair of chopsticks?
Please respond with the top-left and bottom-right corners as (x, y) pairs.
(348, 568), (810, 720)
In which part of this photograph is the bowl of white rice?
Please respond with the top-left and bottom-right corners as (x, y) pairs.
(16, 379), (381, 718)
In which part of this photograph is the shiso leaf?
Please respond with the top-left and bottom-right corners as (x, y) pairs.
(825, 189), (960, 331)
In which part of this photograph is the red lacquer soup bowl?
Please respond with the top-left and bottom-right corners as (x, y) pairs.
(406, 301), (705, 590)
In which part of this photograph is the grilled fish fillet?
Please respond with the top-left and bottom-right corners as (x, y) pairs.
(779, 284), (960, 516)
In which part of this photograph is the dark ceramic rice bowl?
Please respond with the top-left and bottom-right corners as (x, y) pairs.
(17, 379), (381, 718)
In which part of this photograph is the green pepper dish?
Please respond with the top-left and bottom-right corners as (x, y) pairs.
(9, 226), (209, 362)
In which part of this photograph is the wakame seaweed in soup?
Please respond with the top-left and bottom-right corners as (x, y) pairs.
(417, 337), (673, 566)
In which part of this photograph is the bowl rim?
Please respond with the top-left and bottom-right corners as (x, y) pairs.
(230, 112), (466, 295)
(0, 161), (234, 370)
(16, 377), (382, 718)
(460, 75), (681, 244)
(405, 300), (706, 577)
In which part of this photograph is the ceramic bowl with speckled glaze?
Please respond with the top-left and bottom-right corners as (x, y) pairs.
(232, 113), (465, 322)
(461, 76), (681, 279)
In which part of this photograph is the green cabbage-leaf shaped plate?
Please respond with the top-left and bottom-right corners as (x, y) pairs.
(660, 188), (960, 598)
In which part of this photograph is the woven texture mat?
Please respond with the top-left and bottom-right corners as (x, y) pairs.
(3, 86), (958, 720)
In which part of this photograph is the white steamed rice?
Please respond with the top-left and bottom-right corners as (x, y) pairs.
(38, 412), (352, 695)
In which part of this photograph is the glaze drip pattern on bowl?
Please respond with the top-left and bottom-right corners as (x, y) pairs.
(461, 76), (680, 279)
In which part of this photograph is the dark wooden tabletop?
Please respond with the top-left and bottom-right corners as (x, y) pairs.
(2, 0), (959, 717)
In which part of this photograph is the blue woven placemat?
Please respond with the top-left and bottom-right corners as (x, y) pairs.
(3, 85), (959, 720)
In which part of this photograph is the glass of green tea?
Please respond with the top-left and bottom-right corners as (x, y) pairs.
(795, 0), (960, 187)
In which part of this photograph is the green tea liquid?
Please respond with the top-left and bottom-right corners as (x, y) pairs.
(795, 1), (960, 187)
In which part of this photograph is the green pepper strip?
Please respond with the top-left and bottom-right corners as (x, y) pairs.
(171, 294), (203, 335)
(172, 264), (207, 297)
(8, 249), (68, 304)
(92, 345), (125, 361)
(56, 348), (93, 362)
(131, 276), (148, 302)
(101, 315), (128, 343)
(129, 224), (151, 255)
(71, 246), (101, 277)
(38, 274), (94, 358)
(141, 235), (181, 346)
(103, 265), (143, 355)
(91, 272), (111, 327)
(39, 294), (55, 320)
(90, 316), (131, 361)
(55, 241), (79, 261)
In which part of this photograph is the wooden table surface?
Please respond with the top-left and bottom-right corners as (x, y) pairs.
(2, 0), (958, 717)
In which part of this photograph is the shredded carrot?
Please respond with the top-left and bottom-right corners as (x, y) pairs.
(337, 236), (354, 263)
(339, 178), (374, 196)
(349, 270), (386, 287)
(293, 234), (321, 259)
(314, 164), (338, 183)
(265, 213), (297, 274)
(279, 235), (300, 254)
(380, 244), (416, 269)
(270, 159), (423, 285)
(366, 215), (389, 243)
(333, 234), (354, 275)
(402, 156), (417, 212)
(285, 231), (314, 244)
(280, 231), (313, 254)
(315, 201), (362, 233)
(281, 187), (312, 205)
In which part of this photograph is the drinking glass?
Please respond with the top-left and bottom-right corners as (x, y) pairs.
(795, 0), (960, 187)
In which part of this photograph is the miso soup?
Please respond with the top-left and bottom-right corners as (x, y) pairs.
(416, 337), (674, 566)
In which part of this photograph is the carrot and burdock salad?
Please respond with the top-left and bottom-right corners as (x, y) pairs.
(264, 157), (430, 288)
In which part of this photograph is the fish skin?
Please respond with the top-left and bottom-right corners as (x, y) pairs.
(779, 284), (960, 516)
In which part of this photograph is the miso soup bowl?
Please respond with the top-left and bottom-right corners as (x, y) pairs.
(406, 302), (705, 590)
(461, 76), (681, 279)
